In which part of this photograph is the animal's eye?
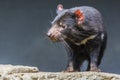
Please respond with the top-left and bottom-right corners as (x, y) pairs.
(59, 22), (63, 26)
(59, 22), (67, 28)
(61, 25), (67, 29)
(61, 25), (66, 28)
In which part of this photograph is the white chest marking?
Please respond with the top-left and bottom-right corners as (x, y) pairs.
(101, 33), (104, 40)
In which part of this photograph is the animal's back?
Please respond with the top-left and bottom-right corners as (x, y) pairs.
(70, 6), (104, 32)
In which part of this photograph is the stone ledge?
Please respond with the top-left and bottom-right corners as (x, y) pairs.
(0, 65), (120, 80)
(0, 64), (39, 74)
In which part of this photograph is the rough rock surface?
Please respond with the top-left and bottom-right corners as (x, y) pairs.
(0, 65), (120, 80)
(0, 65), (39, 74)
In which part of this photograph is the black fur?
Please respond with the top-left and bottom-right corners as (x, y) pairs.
(47, 6), (107, 72)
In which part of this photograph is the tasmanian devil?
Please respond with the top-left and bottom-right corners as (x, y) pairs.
(47, 4), (107, 72)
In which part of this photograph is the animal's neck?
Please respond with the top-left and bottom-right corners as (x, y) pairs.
(64, 39), (80, 50)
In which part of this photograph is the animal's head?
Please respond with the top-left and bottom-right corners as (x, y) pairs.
(47, 4), (85, 42)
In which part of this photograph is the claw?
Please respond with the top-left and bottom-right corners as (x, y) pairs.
(90, 67), (101, 72)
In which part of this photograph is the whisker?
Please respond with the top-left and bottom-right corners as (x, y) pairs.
(62, 39), (73, 55)
(42, 36), (48, 40)
(48, 20), (52, 24)
(43, 35), (53, 45)
(62, 40), (69, 49)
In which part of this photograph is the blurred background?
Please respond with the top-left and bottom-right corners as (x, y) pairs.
(0, 0), (120, 74)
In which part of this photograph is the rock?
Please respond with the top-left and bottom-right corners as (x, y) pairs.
(0, 65), (120, 80)
(0, 64), (39, 74)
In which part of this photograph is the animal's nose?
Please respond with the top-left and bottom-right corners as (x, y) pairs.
(46, 32), (51, 37)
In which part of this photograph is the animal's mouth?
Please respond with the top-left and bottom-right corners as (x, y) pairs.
(47, 31), (64, 42)
(48, 35), (59, 42)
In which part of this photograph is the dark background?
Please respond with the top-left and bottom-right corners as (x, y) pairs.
(0, 0), (120, 74)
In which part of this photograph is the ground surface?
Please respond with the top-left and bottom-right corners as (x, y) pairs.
(0, 65), (120, 80)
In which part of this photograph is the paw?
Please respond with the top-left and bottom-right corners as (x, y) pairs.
(90, 67), (101, 72)
(62, 67), (74, 72)
(62, 67), (79, 72)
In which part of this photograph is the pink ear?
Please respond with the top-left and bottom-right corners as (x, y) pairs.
(74, 9), (85, 24)
(57, 4), (63, 11)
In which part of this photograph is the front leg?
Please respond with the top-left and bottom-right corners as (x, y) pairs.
(62, 41), (79, 72)
(64, 53), (80, 72)
(64, 47), (85, 72)
(64, 61), (75, 72)
(64, 52), (87, 72)
(63, 41), (85, 72)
